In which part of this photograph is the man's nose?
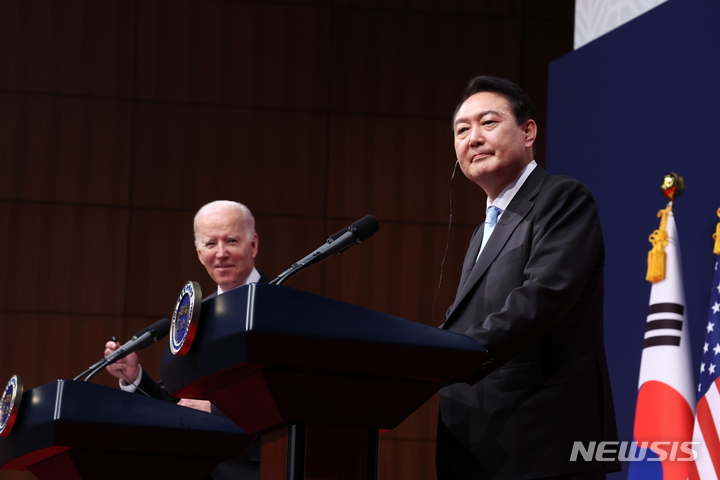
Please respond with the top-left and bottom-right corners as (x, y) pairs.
(216, 243), (230, 257)
(469, 126), (484, 146)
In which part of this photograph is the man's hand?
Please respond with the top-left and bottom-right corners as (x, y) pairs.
(104, 341), (141, 385)
(177, 398), (212, 413)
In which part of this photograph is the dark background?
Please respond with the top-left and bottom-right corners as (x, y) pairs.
(0, 1), (574, 479)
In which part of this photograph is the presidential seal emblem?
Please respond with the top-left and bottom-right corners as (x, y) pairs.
(0, 375), (23, 437)
(170, 281), (202, 356)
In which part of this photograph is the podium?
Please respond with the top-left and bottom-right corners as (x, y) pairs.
(0, 380), (254, 480)
(160, 284), (486, 480)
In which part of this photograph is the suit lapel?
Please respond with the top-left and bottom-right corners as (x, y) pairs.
(457, 225), (483, 293)
(446, 167), (548, 323)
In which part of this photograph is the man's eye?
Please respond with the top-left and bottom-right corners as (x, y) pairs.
(456, 127), (468, 136)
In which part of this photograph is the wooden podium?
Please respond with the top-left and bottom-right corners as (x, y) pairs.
(160, 284), (486, 480)
(0, 380), (254, 480)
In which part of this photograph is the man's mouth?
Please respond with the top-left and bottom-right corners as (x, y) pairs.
(472, 151), (493, 161)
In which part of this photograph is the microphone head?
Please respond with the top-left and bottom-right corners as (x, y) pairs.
(327, 227), (347, 244)
(348, 215), (380, 243)
(148, 318), (171, 341)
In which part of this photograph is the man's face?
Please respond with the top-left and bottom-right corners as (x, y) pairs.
(453, 91), (536, 198)
(196, 208), (258, 292)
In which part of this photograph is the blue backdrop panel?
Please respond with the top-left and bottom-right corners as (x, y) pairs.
(547, 0), (720, 477)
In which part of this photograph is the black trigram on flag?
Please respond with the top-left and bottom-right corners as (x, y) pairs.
(644, 302), (684, 348)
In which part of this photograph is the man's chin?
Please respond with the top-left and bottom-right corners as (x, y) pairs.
(212, 273), (238, 287)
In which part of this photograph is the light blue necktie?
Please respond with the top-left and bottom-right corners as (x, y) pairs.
(477, 205), (502, 261)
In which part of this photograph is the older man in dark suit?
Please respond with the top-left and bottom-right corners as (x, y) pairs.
(104, 200), (264, 480)
(436, 76), (619, 480)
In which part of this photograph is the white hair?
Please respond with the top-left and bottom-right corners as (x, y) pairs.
(193, 200), (255, 248)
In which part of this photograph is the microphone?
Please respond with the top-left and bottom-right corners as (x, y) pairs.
(74, 318), (171, 381)
(102, 318), (171, 367)
(297, 215), (379, 267)
(271, 215), (380, 285)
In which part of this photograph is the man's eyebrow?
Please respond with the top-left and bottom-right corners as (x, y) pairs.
(454, 110), (500, 126)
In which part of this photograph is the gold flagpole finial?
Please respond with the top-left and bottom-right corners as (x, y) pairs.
(661, 172), (685, 205)
(647, 173), (684, 283)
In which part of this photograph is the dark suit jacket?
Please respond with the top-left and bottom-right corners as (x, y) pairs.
(437, 167), (619, 480)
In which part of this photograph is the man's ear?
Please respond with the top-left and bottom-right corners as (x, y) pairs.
(524, 119), (537, 147)
(251, 233), (259, 259)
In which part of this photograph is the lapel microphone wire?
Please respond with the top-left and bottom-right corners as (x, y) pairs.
(431, 159), (460, 322)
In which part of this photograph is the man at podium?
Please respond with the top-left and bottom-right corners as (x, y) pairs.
(437, 76), (619, 480)
(104, 200), (266, 479)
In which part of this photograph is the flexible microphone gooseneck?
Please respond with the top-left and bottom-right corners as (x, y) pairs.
(270, 215), (380, 286)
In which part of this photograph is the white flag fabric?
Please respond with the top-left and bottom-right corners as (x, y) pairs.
(629, 210), (696, 480)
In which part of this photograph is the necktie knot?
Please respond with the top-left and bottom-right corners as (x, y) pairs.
(485, 205), (502, 227)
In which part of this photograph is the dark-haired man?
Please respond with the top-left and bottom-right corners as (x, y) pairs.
(437, 76), (619, 480)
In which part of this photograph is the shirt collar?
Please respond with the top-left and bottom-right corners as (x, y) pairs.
(217, 267), (261, 295)
(486, 160), (537, 212)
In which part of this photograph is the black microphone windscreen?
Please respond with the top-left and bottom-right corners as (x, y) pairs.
(349, 215), (380, 242)
(130, 318), (171, 342)
(149, 318), (171, 340)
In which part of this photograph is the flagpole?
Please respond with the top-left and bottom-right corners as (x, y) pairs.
(629, 173), (695, 480)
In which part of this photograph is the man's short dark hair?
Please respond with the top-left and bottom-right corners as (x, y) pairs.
(453, 76), (535, 126)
